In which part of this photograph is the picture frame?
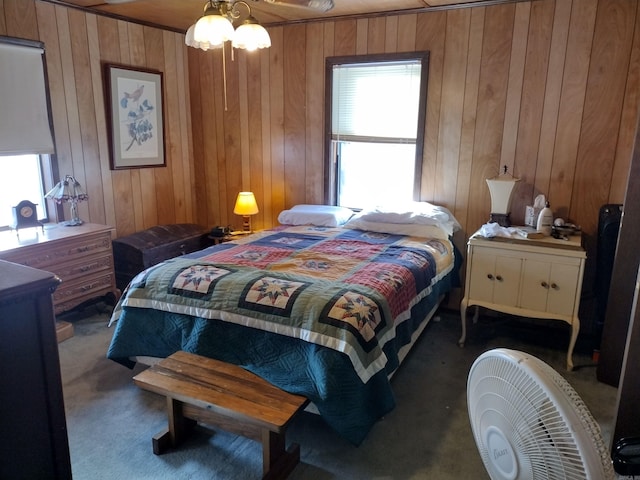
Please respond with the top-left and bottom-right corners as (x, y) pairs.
(104, 64), (165, 169)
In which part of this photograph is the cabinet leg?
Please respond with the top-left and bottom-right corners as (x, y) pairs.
(459, 300), (468, 347)
(567, 316), (580, 371)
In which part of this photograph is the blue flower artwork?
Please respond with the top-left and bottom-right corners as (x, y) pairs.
(118, 82), (155, 152)
(108, 65), (164, 169)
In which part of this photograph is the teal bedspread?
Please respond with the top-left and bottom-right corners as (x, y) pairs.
(107, 225), (458, 444)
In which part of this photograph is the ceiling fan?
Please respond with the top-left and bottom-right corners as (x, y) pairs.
(104, 0), (335, 13)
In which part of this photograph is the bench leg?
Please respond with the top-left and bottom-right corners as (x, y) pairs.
(152, 397), (196, 455)
(261, 429), (300, 480)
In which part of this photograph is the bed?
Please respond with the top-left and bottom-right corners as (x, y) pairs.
(107, 203), (461, 445)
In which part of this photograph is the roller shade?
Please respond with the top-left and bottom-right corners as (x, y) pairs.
(0, 41), (55, 155)
(332, 60), (421, 143)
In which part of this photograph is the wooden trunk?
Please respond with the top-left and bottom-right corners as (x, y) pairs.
(112, 224), (214, 291)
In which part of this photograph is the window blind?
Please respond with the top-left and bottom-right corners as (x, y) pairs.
(332, 61), (421, 143)
(0, 41), (55, 155)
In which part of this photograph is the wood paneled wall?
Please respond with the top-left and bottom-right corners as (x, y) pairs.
(190, 0), (639, 234)
(2, 0), (639, 319)
(1, 0), (195, 237)
(188, 0), (640, 315)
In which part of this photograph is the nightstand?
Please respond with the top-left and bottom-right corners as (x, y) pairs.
(459, 229), (586, 370)
(209, 230), (254, 244)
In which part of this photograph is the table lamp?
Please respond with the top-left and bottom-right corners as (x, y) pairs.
(486, 166), (519, 227)
(233, 191), (259, 232)
(45, 174), (88, 226)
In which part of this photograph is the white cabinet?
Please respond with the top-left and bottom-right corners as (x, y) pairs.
(459, 231), (586, 370)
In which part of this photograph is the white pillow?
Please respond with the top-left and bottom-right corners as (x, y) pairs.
(342, 217), (450, 239)
(356, 201), (461, 235)
(278, 204), (354, 227)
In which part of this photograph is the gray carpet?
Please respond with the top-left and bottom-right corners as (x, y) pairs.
(57, 307), (618, 479)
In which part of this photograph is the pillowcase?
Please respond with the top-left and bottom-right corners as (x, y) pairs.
(278, 204), (354, 227)
(342, 217), (450, 239)
(354, 201), (461, 236)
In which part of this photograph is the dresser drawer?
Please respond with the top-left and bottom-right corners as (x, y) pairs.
(53, 272), (116, 314)
(3, 232), (112, 271)
(54, 254), (114, 283)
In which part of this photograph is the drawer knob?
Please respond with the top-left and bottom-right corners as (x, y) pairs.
(541, 281), (549, 289)
(551, 283), (559, 290)
(495, 275), (503, 281)
(487, 274), (494, 280)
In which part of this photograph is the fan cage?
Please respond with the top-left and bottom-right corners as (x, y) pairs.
(468, 348), (615, 480)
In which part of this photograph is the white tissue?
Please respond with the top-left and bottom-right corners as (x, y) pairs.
(534, 194), (546, 209)
(478, 223), (520, 238)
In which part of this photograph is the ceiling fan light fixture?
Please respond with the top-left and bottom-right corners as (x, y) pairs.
(232, 19), (271, 51)
(188, 0), (271, 52)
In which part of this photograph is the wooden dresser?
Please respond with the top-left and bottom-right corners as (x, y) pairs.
(0, 223), (120, 339)
(0, 260), (72, 479)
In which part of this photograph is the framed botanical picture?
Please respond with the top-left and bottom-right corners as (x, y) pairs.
(105, 64), (165, 169)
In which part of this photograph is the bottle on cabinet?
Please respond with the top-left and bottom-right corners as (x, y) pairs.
(537, 202), (553, 236)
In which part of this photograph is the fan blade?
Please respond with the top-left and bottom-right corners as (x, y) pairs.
(263, 0), (335, 13)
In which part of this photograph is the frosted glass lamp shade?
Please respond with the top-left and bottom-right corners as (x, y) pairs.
(486, 177), (519, 215)
(232, 22), (271, 51)
(194, 14), (234, 47)
(185, 24), (222, 51)
(486, 172), (520, 227)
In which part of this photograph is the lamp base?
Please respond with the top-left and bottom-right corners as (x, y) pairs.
(241, 215), (252, 233)
(62, 218), (84, 227)
(489, 212), (511, 227)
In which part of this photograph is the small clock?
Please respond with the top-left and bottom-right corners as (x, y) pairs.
(12, 200), (43, 234)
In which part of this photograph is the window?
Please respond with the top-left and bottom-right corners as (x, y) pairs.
(0, 154), (48, 228)
(325, 52), (429, 210)
(0, 37), (56, 229)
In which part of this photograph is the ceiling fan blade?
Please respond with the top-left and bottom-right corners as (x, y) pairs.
(263, 0), (335, 13)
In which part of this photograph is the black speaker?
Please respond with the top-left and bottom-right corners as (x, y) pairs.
(595, 204), (623, 348)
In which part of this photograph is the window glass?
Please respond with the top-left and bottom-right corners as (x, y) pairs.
(327, 53), (428, 210)
(0, 154), (47, 228)
(337, 142), (415, 208)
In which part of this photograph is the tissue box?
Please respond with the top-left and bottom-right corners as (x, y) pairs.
(525, 206), (541, 227)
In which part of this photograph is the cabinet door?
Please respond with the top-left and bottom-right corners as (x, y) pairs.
(467, 250), (497, 303)
(468, 248), (522, 306)
(546, 263), (580, 316)
(519, 260), (551, 313)
(520, 260), (580, 317)
(493, 256), (522, 307)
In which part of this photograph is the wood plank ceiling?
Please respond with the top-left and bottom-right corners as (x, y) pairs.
(45, 0), (502, 32)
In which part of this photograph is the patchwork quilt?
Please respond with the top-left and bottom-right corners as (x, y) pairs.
(107, 225), (457, 444)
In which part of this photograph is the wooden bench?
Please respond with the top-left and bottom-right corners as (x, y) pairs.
(133, 351), (309, 480)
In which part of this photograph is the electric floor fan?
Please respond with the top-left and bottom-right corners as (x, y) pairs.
(467, 348), (615, 479)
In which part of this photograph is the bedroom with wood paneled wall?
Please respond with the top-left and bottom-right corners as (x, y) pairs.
(2, 0), (639, 332)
